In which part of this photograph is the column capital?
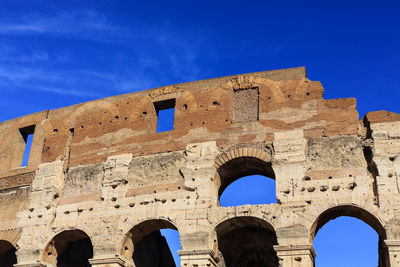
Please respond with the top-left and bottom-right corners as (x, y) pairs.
(89, 255), (126, 266)
(178, 249), (221, 266)
(14, 262), (46, 267)
(274, 244), (316, 258)
(274, 245), (315, 266)
(385, 239), (400, 250)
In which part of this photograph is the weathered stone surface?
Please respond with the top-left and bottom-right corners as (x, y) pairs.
(64, 163), (103, 197)
(127, 151), (185, 187)
(0, 67), (398, 267)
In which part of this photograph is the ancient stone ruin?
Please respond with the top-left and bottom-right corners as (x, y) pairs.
(0, 67), (399, 267)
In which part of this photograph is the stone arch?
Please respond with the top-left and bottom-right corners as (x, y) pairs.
(131, 95), (154, 119)
(215, 216), (279, 267)
(214, 145), (275, 197)
(121, 219), (180, 267)
(42, 229), (93, 267)
(66, 100), (120, 131)
(0, 240), (17, 267)
(310, 204), (387, 266)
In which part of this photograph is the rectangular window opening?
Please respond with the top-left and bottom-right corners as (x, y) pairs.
(19, 125), (35, 167)
(154, 99), (176, 133)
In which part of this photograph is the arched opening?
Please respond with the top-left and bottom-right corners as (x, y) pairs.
(220, 175), (276, 206)
(216, 216), (278, 267)
(216, 156), (276, 206)
(124, 219), (181, 267)
(43, 229), (93, 267)
(311, 205), (388, 266)
(0, 240), (17, 267)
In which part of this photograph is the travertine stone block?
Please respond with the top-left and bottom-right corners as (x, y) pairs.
(104, 153), (132, 187)
(32, 160), (64, 192)
(274, 245), (315, 267)
(179, 249), (221, 267)
(89, 256), (126, 267)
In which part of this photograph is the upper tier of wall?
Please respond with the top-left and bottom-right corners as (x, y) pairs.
(0, 66), (396, 190)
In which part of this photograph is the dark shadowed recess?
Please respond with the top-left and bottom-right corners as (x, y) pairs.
(0, 240), (17, 267)
(130, 219), (179, 267)
(217, 217), (278, 267)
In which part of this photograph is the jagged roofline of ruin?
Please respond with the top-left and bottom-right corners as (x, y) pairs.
(0, 66), (318, 180)
(1, 67), (400, 267)
(0, 66), (308, 124)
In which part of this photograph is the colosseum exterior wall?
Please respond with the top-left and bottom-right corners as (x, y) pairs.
(0, 67), (399, 266)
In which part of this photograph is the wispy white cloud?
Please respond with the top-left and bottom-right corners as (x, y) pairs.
(0, 8), (211, 99)
(0, 66), (106, 97)
(29, 85), (104, 98)
(0, 9), (116, 38)
(0, 43), (68, 63)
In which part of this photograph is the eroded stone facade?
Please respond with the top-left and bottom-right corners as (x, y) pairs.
(0, 67), (399, 266)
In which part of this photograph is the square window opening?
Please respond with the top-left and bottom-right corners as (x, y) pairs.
(154, 99), (176, 133)
(19, 125), (35, 167)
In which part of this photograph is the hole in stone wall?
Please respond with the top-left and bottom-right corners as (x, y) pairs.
(19, 125), (35, 167)
(154, 99), (176, 133)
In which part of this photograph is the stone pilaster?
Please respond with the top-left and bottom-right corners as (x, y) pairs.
(89, 255), (126, 267)
(385, 240), (400, 266)
(178, 249), (221, 267)
(274, 245), (315, 267)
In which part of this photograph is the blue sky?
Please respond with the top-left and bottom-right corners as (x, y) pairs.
(1, 0), (399, 266)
